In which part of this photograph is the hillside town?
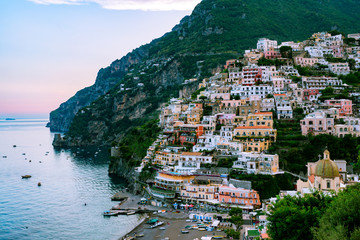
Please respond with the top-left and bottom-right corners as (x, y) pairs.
(113, 31), (360, 239)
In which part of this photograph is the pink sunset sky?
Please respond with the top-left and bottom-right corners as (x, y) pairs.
(0, 0), (200, 118)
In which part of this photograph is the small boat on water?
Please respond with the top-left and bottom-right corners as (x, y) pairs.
(135, 233), (144, 237)
(103, 210), (118, 216)
(22, 175), (31, 179)
(181, 229), (189, 234)
(38, 182), (41, 186)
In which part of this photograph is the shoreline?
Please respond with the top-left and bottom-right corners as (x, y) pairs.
(119, 213), (148, 240)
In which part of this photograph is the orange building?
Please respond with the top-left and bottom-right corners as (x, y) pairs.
(219, 185), (261, 209)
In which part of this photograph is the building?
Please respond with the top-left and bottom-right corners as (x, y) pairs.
(294, 57), (319, 67)
(302, 76), (343, 90)
(328, 62), (350, 75)
(232, 152), (279, 174)
(324, 99), (352, 116)
(297, 150), (344, 194)
(154, 172), (195, 193)
(218, 185), (261, 209)
(300, 111), (334, 136)
(257, 38), (278, 52)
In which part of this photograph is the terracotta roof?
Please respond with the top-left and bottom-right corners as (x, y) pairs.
(235, 126), (272, 129)
(181, 152), (202, 156)
(261, 233), (270, 239)
(274, 94), (286, 96)
(308, 175), (315, 183)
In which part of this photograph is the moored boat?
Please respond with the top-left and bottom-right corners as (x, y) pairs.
(127, 210), (136, 215)
(103, 210), (118, 216)
(22, 175), (31, 179)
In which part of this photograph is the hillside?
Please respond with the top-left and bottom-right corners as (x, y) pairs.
(50, 0), (360, 142)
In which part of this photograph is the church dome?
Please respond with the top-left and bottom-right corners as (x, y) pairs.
(314, 150), (339, 178)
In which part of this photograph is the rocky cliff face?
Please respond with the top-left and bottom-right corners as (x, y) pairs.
(48, 46), (150, 132)
(56, 57), (200, 147)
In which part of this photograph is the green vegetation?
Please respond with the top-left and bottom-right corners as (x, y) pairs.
(268, 184), (360, 240)
(191, 87), (206, 100)
(294, 65), (336, 77)
(339, 70), (360, 86)
(268, 191), (333, 240)
(313, 184), (360, 240)
(258, 57), (284, 67)
(269, 123), (360, 174)
(229, 207), (243, 230)
(225, 229), (240, 239)
(229, 173), (295, 199)
(280, 46), (292, 58)
(108, 119), (161, 173)
(217, 157), (237, 168)
(149, 0), (360, 58)
(318, 87), (350, 101)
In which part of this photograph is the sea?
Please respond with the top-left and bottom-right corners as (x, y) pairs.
(0, 119), (140, 240)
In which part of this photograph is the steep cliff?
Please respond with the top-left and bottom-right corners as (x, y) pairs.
(48, 46), (150, 132)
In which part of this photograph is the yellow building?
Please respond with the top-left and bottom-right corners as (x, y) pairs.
(233, 126), (277, 152)
(246, 112), (274, 128)
(153, 151), (180, 166)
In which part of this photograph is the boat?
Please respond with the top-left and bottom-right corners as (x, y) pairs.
(213, 236), (225, 239)
(135, 233), (144, 237)
(38, 182), (41, 186)
(198, 228), (206, 231)
(181, 229), (189, 234)
(22, 175), (31, 179)
(159, 227), (166, 230)
(150, 221), (164, 229)
(103, 210), (118, 216)
(127, 210), (136, 215)
(146, 218), (158, 224)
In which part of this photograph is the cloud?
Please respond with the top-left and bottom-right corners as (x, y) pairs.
(28, 0), (201, 11)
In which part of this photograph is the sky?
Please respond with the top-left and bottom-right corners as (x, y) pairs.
(0, 0), (201, 118)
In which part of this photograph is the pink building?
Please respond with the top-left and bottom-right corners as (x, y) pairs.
(242, 66), (262, 85)
(218, 185), (260, 208)
(303, 89), (320, 101)
(294, 57), (319, 67)
(216, 114), (236, 125)
(265, 47), (281, 59)
(300, 111), (334, 136)
(324, 99), (352, 116)
(272, 78), (284, 90)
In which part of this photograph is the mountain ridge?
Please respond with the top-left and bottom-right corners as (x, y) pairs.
(49, 0), (360, 140)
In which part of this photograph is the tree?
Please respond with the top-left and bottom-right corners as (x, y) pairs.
(268, 192), (333, 240)
(280, 46), (292, 58)
(313, 184), (360, 240)
(229, 207), (243, 230)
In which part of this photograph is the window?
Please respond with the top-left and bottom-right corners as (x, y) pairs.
(327, 181), (331, 189)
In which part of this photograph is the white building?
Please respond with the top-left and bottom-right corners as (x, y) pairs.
(231, 85), (273, 99)
(232, 152), (280, 174)
(257, 38), (278, 52)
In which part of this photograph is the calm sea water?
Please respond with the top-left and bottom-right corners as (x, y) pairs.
(0, 119), (139, 240)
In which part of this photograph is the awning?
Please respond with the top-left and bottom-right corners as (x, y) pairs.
(212, 220), (220, 227)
